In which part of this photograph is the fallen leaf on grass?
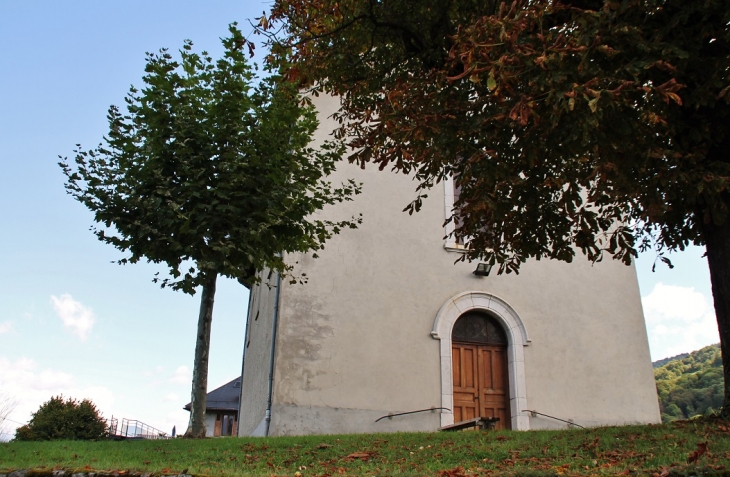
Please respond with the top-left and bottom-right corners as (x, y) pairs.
(438, 466), (469, 477)
(495, 435), (509, 441)
(601, 449), (644, 461)
(651, 466), (669, 477)
(687, 441), (708, 463)
(343, 451), (376, 461)
(553, 464), (571, 475)
(316, 443), (333, 449)
(577, 436), (600, 451)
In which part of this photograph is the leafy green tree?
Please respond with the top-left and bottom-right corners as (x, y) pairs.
(654, 344), (723, 422)
(258, 0), (730, 413)
(14, 396), (107, 441)
(60, 25), (361, 437)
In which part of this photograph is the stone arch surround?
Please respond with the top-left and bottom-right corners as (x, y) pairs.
(431, 291), (531, 430)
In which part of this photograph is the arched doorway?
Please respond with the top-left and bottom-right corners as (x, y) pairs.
(451, 311), (511, 429)
(432, 291), (530, 430)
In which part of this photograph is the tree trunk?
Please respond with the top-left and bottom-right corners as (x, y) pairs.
(184, 273), (217, 438)
(701, 216), (730, 416)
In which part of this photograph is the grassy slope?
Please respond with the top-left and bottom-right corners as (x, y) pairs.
(654, 344), (723, 422)
(2, 419), (730, 477)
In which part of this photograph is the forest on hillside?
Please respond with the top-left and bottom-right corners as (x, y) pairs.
(654, 343), (723, 422)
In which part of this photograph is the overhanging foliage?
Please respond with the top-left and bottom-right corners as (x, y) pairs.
(256, 0), (730, 411)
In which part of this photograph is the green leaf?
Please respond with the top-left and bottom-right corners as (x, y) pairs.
(588, 97), (599, 113)
(487, 71), (497, 91)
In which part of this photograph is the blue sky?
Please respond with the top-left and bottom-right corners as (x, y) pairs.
(0, 1), (720, 440)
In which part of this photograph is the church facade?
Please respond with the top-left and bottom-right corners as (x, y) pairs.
(237, 95), (661, 437)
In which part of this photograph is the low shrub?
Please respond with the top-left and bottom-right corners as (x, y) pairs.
(14, 396), (107, 441)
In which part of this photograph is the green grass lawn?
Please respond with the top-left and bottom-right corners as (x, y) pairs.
(2, 419), (729, 477)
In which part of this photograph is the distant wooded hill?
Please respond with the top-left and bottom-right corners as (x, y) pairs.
(653, 343), (723, 422)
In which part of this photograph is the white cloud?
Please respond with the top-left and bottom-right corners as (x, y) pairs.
(0, 357), (197, 440)
(169, 366), (191, 385)
(155, 409), (189, 437)
(50, 294), (95, 340)
(642, 283), (720, 361)
(163, 392), (180, 403)
(0, 357), (116, 435)
(0, 321), (13, 334)
(143, 365), (166, 378)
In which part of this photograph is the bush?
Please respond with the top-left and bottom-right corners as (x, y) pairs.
(14, 395), (108, 441)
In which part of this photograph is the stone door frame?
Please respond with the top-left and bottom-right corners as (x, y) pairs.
(432, 291), (531, 430)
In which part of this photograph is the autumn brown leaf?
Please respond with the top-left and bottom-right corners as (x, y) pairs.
(438, 466), (469, 477)
(687, 441), (708, 463)
(343, 451), (376, 461)
(658, 466), (670, 477)
(553, 464), (571, 475)
(577, 436), (600, 451)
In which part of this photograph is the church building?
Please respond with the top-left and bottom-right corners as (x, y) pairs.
(237, 95), (661, 437)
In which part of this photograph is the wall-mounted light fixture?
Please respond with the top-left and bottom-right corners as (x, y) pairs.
(473, 262), (492, 277)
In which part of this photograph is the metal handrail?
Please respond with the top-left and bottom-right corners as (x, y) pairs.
(523, 409), (586, 429)
(107, 416), (169, 439)
(375, 407), (451, 422)
(106, 417), (118, 436)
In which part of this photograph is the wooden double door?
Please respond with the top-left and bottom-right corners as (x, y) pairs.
(213, 412), (237, 436)
(452, 342), (511, 429)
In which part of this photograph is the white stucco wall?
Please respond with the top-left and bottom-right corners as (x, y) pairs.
(238, 270), (280, 436)
(204, 412), (216, 438)
(257, 94), (660, 436)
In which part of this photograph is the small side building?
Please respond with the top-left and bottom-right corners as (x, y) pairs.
(184, 377), (240, 437)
